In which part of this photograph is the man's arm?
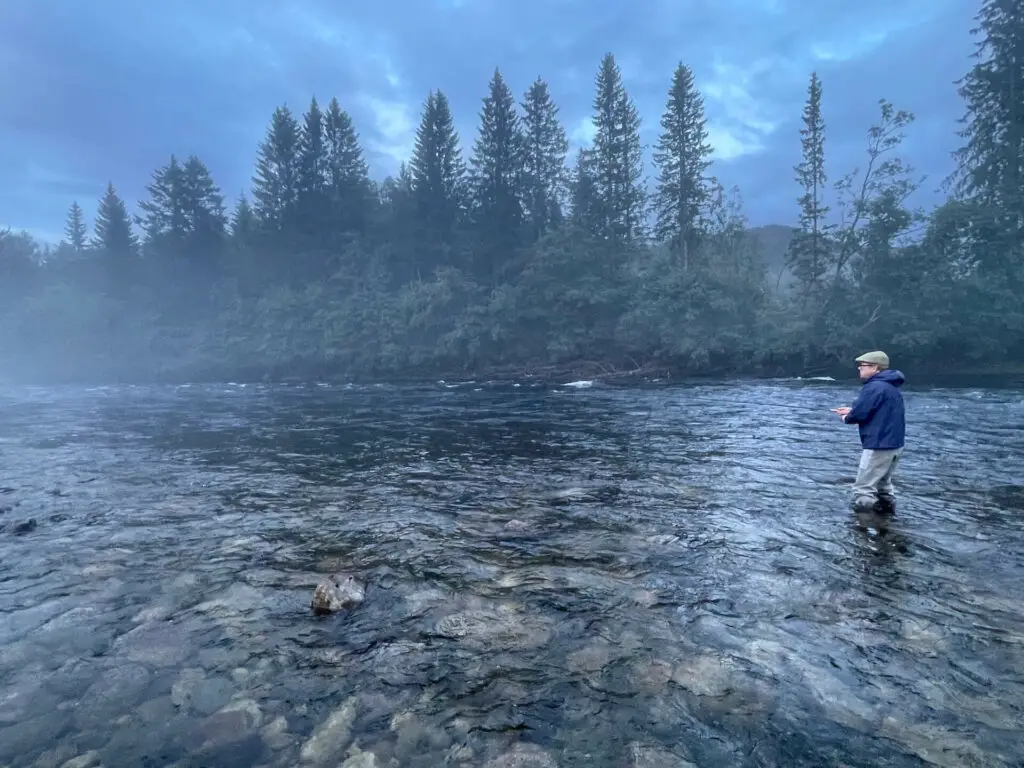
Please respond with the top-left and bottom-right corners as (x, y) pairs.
(844, 384), (882, 424)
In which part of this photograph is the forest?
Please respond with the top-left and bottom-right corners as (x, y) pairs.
(1, 0), (1021, 385)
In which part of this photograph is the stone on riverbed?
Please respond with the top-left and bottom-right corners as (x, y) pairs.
(484, 742), (557, 767)
(311, 574), (365, 615)
(299, 697), (358, 764)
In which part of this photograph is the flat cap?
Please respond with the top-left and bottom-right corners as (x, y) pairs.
(855, 350), (889, 368)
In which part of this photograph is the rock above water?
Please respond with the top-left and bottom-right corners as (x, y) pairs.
(311, 574), (365, 615)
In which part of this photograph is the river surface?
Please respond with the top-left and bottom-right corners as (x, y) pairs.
(1, 378), (1023, 767)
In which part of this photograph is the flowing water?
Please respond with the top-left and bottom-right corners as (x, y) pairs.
(1, 378), (1023, 767)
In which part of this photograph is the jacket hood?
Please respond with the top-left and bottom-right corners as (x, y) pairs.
(872, 369), (905, 387)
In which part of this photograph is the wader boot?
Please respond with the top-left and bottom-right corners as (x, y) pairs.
(851, 448), (903, 515)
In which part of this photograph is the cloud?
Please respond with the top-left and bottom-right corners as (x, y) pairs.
(0, 0), (979, 241)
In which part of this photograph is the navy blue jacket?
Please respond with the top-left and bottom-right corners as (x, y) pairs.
(845, 369), (906, 450)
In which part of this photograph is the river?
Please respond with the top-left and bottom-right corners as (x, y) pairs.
(1, 378), (1022, 767)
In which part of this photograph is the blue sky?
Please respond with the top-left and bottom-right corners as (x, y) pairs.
(1, 0), (978, 244)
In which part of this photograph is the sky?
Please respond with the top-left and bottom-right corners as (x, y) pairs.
(1, 0), (979, 245)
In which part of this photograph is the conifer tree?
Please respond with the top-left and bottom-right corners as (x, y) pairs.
(950, 0), (1024, 279)
(92, 182), (137, 254)
(470, 68), (526, 283)
(138, 155), (226, 253)
(324, 97), (372, 236)
(652, 62), (713, 270)
(296, 97), (329, 242)
(63, 201), (88, 253)
(785, 72), (831, 297)
(588, 53), (646, 242)
(520, 77), (569, 241)
(569, 148), (599, 229)
(230, 194), (256, 244)
(92, 182), (137, 296)
(179, 155), (228, 246)
(409, 90), (467, 273)
(252, 106), (302, 236)
(137, 155), (186, 249)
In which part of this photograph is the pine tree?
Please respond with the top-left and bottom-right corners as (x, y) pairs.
(588, 53), (646, 242)
(92, 182), (137, 254)
(179, 155), (227, 247)
(252, 105), (302, 236)
(380, 163), (417, 283)
(63, 201), (88, 253)
(134, 154), (226, 291)
(137, 155), (187, 249)
(92, 182), (137, 297)
(324, 97), (372, 237)
(138, 155), (226, 252)
(409, 90), (467, 274)
(520, 77), (569, 242)
(470, 68), (526, 284)
(230, 194), (257, 244)
(950, 0), (1024, 279)
(785, 72), (831, 297)
(570, 148), (599, 229)
(652, 62), (713, 270)
(296, 97), (329, 242)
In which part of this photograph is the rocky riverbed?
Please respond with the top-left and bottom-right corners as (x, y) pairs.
(1, 378), (1022, 766)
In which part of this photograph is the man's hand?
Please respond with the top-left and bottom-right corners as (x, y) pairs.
(831, 407), (850, 421)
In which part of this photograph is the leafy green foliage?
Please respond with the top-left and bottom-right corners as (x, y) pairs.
(2, 34), (1022, 383)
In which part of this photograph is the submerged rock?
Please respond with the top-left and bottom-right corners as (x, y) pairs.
(485, 742), (557, 767)
(311, 574), (366, 615)
(628, 743), (697, 768)
(547, 484), (621, 506)
(59, 751), (102, 768)
(300, 697), (358, 764)
(5, 517), (37, 534)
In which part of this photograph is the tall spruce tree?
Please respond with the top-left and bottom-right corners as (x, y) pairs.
(652, 62), (713, 270)
(324, 97), (372, 237)
(380, 163), (418, 284)
(230, 194), (257, 244)
(588, 53), (646, 242)
(63, 201), (88, 253)
(785, 72), (831, 297)
(470, 68), (526, 284)
(296, 97), (329, 245)
(137, 155), (186, 250)
(92, 182), (137, 254)
(950, 0), (1024, 279)
(252, 105), (302, 237)
(520, 77), (569, 242)
(179, 155), (228, 249)
(570, 148), (599, 229)
(409, 90), (467, 275)
(138, 155), (226, 252)
(92, 182), (137, 296)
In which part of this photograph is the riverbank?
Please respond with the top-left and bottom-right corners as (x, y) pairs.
(4, 351), (1024, 389)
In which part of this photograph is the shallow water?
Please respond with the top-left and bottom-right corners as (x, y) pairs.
(1, 378), (1023, 767)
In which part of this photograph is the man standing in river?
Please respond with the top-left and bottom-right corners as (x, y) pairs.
(831, 351), (906, 514)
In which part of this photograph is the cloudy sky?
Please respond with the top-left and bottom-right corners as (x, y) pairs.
(1, 0), (978, 244)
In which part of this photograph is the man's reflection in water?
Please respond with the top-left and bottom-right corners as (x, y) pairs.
(852, 508), (911, 556)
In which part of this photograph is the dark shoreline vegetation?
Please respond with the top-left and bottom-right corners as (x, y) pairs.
(1, 0), (1021, 387)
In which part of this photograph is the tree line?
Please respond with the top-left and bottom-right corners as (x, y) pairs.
(1, 0), (1020, 384)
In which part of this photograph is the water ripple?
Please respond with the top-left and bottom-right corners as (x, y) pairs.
(0, 379), (1022, 767)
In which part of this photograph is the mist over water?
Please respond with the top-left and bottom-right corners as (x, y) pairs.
(1, 379), (1022, 767)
